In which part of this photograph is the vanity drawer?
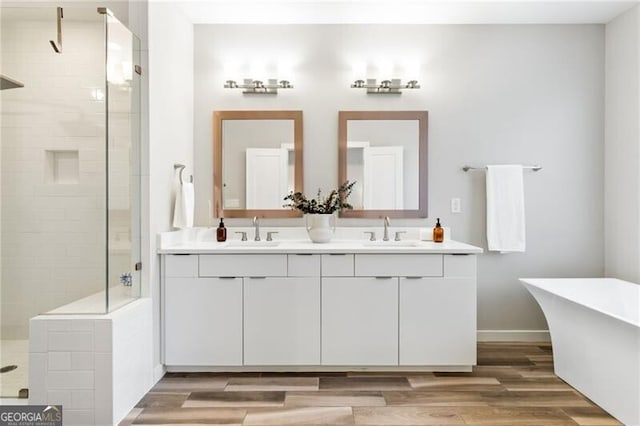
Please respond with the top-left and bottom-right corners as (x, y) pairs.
(199, 254), (287, 277)
(321, 254), (354, 276)
(165, 255), (198, 277)
(354, 254), (443, 277)
(443, 255), (476, 278)
(288, 254), (320, 277)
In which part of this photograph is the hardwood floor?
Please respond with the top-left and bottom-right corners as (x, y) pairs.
(120, 343), (621, 425)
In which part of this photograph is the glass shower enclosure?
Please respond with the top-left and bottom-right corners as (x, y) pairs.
(0, 6), (141, 398)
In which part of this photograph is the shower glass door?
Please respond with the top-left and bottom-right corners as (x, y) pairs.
(104, 9), (141, 312)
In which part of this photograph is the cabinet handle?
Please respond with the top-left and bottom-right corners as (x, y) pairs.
(329, 253), (346, 256)
(295, 253), (313, 256)
(173, 253), (191, 256)
(219, 276), (236, 279)
(249, 276), (267, 279)
(405, 276), (423, 279)
(375, 276), (393, 279)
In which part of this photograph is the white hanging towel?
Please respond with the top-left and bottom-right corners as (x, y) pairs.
(173, 182), (194, 229)
(486, 165), (525, 253)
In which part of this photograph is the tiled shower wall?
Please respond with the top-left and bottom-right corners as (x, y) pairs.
(1, 13), (131, 338)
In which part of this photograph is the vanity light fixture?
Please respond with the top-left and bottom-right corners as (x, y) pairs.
(224, 78), (293, 94)
(351, 78), (420, 94)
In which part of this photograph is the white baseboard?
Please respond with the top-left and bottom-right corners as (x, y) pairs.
(153, 363), (166, 383)
(477, 330), (550, 342)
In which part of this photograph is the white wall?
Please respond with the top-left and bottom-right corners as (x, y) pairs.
(194, 24), (605, 335)
(605, 6), (640, 284)
(148, 1), (193, 370)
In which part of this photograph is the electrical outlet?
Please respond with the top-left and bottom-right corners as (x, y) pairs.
(451, 197), (461, 213)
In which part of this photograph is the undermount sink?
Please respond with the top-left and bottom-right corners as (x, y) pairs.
(226, 240), (281, 247)
(362, 240), (420, 247)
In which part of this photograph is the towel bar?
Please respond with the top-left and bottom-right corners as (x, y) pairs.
(462, 165), (542, 172)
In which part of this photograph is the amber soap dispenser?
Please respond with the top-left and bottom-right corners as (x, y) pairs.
(216, 218), (227, 242)
(433, 218), (444, 243)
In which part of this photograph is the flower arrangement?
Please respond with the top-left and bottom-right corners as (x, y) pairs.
(283, 181), (356, 214)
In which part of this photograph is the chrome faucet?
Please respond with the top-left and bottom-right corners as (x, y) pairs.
(383, 216), (390, 241)
(253, 216), (261, 241)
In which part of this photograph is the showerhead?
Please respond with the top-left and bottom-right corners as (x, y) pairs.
(0, 74), (24, 90)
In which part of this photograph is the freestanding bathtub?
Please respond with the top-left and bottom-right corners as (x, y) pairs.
(520, 278), (639, 426)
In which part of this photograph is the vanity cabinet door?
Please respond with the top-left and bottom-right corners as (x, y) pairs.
(399, 277), (476, 366)
(322, 277), (398, 365)
(164, 277), (242, 366)
(244, 277), (320, 365)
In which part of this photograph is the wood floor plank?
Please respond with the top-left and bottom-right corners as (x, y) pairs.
(285, 391), (386, 407)
(407, 376), (504, 392)
(497, 377), (574, 391)
(243, 407), (354, 425)
(152, 376), (228, 393)
(319, 377), (411, 391)
(183, 391), (285, 408)
(136, 392), (189, 408)
(225, 377), (318, 392)
(260, 372), (347, 377)
(482, 391), (592, 408)
(476, 353), (535, 366)
(346, 372), (435, 378)
(131, 407), (247, 424)
(384, 391), (490, 407)
(527, 354), (554, 363)
(514, 365), (556, 378)
(457, 407), (578, 425)
(433, 366), (522, 379)
(353, 407), (465, 425)
(560, 407), (624, 426)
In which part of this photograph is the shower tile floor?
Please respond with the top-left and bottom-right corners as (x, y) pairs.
(0, 339), (28, 399)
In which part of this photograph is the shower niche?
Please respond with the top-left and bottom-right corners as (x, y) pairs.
(45, 150), (79, 184)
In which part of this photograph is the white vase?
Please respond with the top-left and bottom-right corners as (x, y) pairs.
(305, 213), (336, 243)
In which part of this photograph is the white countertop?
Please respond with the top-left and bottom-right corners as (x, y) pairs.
(158, 227), (483, 254)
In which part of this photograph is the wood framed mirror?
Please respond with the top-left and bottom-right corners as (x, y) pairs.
(213, 110), (303, 218)
(338, 111), (428, 218)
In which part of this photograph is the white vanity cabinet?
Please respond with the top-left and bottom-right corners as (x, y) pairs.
(398, 255), (477, 366)
(244, 277), (320, 365)
(160, 243), (479, 371)
(322, 277), (398, 365)
(322, 254), (469, 366)
(164, 253), (322, 367)
(243, 255), (321, 365)
(163, 255), (243, 366)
